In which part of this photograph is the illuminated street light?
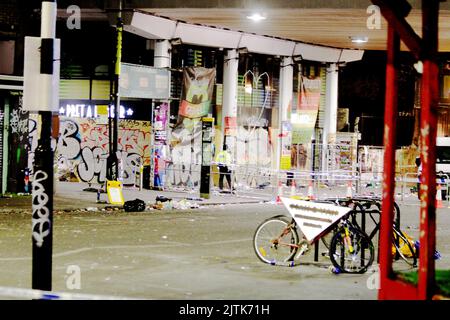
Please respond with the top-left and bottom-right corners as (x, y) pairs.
(246, 13), (267, 22)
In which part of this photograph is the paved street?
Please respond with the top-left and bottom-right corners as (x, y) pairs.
(0, 184), (449, 300)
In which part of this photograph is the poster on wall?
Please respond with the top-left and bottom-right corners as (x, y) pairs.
(359, 145), (384, 182)
(280, 121), (292, 170)
(291, 143), (310, 170)
(152, 102), (169, 188)
(8, 95), (30, 193)
(224, 116), (237, 136)
(153, 102), (168, 145)
(291, 75), (321, 145)
(96, 105), (108, 125)
(327, 132), (358, 174)
(337, 108), (350, 131)
(179, 67), (216, 119)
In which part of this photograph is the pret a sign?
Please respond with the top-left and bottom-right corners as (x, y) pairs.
(59, 103), (134, 119)
(280, 198), (352, 242)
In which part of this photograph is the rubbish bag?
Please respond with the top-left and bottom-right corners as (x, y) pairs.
(124, 199), (146, 212)
(156, 195), (172, 203)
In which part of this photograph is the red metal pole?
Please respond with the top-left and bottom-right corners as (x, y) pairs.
(417, 0), (439, 300)
(371, 0), (422, 59)
(378, 24), (400, 300)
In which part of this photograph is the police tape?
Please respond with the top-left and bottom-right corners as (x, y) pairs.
(0, 286), (140, 300)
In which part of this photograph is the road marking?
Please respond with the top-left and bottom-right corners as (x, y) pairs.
(0, 239), (252, 261)
(199, 238), (252, 246)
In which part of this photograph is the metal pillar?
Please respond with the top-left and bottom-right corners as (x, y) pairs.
(417, 0), (439, 300)
(375, 0), (441, 300)
(107, 1), (122, 181)
(31, 0), (57, 291)
(379, 25), (404, 300)
(200, 117), (214, 199)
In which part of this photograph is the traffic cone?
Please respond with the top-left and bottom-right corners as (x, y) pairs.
(436, 184), (443, 209)
(276, 181), (283, 204)
(307, 180), (315, 200)
(346, 180), (353, 198)
(290, 180), (296, 197)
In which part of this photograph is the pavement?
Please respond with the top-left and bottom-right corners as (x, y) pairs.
(0, 180), (431, 213)
(0, 181), (273, 213)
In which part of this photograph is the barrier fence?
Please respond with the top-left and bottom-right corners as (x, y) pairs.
(115, 142), (450, 202)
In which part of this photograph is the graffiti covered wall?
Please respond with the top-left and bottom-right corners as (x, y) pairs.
(8, 95), (30, 193)
(165, 67), (216, 189)
(28, 116), (151, 185)
(166, 119), (203, 188)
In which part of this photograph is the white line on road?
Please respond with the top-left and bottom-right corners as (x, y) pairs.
(0, 239), (252, 261)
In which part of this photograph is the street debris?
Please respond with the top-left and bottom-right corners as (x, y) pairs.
(149, 196), (201, 211)
(172, 199), (199, 210)
(123, 199), (146, 212)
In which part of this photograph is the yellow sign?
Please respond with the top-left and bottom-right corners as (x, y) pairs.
(96, 105), (108, 125)
(97, 105), (108, 115)
(280, 155), (291, 170)
(107, 180), (124, 205)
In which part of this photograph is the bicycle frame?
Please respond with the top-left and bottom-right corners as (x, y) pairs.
(272, 213), (354, 261)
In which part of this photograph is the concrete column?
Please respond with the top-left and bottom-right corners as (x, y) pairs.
(322, 63), (339, 171)
(276, 57), (293, 171)
(323, 63), (339, 145)
(221, 49), (238, 147)
(153, 39), (171, 102)
(152, 40), (172, 188)
(154, 40), (171, 68)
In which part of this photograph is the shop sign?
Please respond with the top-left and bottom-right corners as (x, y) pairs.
(119, 63), (170, 99)
(59, 103), (134, 119)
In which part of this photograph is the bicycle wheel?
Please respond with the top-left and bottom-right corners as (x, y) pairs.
(253, 215), (299, 265)
(320, 226), (337, 250)
(393, 228), (417, 267)
(329, 226), (374, 274)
